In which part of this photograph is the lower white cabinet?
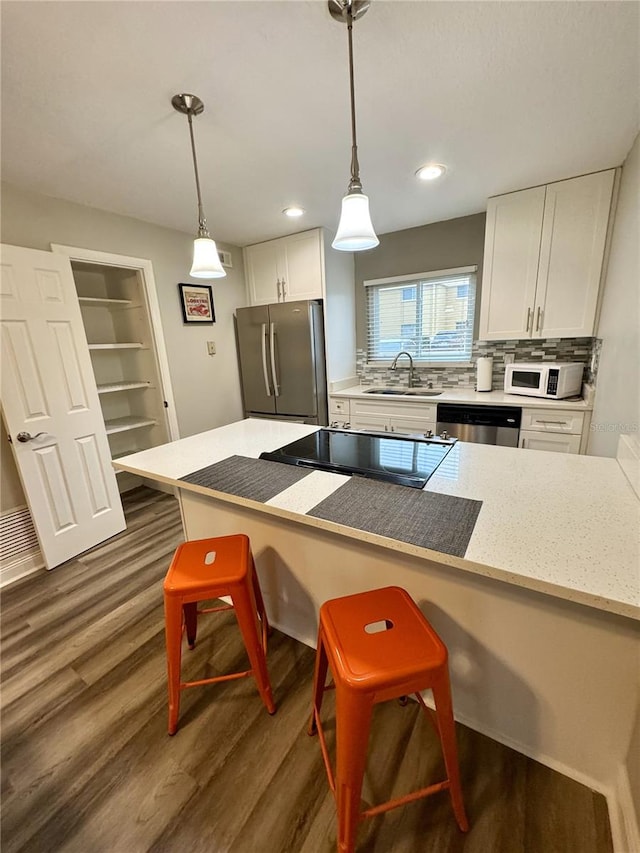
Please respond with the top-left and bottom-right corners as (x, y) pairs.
(328, 396), (350, 428)
(348, 399), (437, 435)
(519, 431), (582, 454)
(519, 407), (585, 454)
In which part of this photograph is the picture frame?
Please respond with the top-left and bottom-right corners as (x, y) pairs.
(178, 283), (215, 324)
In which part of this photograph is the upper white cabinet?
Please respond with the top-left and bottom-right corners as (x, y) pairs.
(479, 169), (616, 341)
(244, 229), (324, 306)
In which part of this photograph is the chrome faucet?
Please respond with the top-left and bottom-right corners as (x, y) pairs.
(390, 351), (415, 387)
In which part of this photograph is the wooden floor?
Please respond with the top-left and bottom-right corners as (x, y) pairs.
(1, 487), (613, 853)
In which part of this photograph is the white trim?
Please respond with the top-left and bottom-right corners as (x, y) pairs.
(50, 244), (179, 441)
(364, 265), (477, 287)
(420, 692), (637, 852)
(608, 764), (640, 853)
(0, 547), (45, 588)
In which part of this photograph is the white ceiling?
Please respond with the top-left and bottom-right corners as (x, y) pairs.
(1, 1), (638, 247)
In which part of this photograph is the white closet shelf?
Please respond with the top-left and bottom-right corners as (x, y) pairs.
(105, 416), (156, 435)
(88, 343), (144, 350)
(97, 381), (150, 394)
(78, 296), (133, 306)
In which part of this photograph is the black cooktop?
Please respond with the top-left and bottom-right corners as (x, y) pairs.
(259, 429), (455, 489)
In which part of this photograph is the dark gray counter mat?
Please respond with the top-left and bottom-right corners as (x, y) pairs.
(308, 477), (482, 557)
(180, 455), (312, 502)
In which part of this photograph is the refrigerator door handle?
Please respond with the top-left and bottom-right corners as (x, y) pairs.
(261, 323), (272, 396)
(269, 322), (280, 396)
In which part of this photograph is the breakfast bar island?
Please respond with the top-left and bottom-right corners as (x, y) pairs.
(115, 418), (639, 849)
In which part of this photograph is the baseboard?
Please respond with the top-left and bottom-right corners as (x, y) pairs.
(432, 700), (640, 851)
(419, 696), (609, 795)
(608, 764), (640, 853)
(0, 547), (44, 588)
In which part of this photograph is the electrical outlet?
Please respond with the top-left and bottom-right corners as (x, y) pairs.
(504, 353), (515, 365)
(207, 341), (216, 356)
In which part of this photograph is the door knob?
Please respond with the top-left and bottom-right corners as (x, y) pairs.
(16, 431), (47, 443)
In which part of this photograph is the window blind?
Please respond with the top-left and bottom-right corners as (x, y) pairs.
(364, 266), (477, 363)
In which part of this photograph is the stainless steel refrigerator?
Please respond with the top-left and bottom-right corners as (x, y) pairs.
(235, 300), (328, 425)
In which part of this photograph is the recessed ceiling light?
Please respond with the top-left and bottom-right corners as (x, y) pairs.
(415, 164), (447, 182)
(283, 206), (305, 217)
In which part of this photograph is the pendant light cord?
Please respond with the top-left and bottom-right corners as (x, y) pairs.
(186, 111), (210, 237)
(346, 3), (362, 193)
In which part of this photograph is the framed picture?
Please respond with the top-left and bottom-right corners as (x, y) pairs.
(178, 283), (215, 324)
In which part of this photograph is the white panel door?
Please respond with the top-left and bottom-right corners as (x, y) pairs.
(478, 187), (546, 341)
(534, 170), (615, 338)
(0, 244), (125, 569)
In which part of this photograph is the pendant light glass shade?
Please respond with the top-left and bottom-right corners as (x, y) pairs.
(172, 93), (226, 280)
(190, 237), (226, 278)
(330, 0), (378, 252)
(332, 192), (379, 251)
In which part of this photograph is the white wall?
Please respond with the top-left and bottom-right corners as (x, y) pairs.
(1, 182), (248, 511)
(589, 133), (640, 456)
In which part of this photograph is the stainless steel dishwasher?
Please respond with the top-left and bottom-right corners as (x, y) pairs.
(436, 404), (521, 447)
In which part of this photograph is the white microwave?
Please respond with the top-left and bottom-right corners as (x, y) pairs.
(504, 362), (584, 399)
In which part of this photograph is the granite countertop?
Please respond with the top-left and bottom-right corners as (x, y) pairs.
(113, 418), (638, 620)
(332, 384), (594, 411)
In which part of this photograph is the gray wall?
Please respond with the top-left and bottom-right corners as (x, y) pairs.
(1, 182), (248, 511)
(353, 213), (486, 348)
(588, 133), (640, 457)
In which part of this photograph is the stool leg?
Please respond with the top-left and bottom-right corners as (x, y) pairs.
(183, 602), (198, 650)
(231, 583), (276, 715)
(335, 688), (373, 853)
(164, 594), (184, 736)
(308, 629), (329, 736)
(431, 668), (469, 832)
(250, 558), (270, 649)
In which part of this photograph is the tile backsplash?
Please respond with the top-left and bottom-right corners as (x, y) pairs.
(356, 337), (601, 390)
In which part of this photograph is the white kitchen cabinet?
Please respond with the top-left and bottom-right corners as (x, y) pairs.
(329, 396), (350, 427)
(479, 169), (616, 341)
(519, 406), (585, 454)
(521, 409), (585, 435)
(519, 431), (581, 454)
(244, 229), (324, 306)
(349, 398), (437, 435)
(244, 239), (281, 305)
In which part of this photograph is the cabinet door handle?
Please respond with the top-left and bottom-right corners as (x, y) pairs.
(536, 420), (568, 426)
(276, 279), (282, 301)
(281, 278), (287, 300)
(536, 306), (543, 332)
(526, 307), (532, 333)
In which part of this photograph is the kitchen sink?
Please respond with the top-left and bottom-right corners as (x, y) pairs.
(364, 388), (441, 396)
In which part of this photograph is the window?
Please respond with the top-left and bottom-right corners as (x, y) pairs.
(402, 286), (417, 301)
(364, 266), (477, 363)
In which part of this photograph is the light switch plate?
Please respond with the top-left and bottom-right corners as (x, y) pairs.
(207, 341), (216, 356)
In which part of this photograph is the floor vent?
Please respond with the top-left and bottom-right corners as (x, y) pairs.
(1, 506), (38, 560)
(0, 506), (42, 586)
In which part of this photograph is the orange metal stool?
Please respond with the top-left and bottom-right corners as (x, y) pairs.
(308, 586), (469, 853)
(163, 534), (275, 735)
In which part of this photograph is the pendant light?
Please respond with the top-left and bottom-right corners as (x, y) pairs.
(172, 93), (226, 278)
(329, 0), (379, 252)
